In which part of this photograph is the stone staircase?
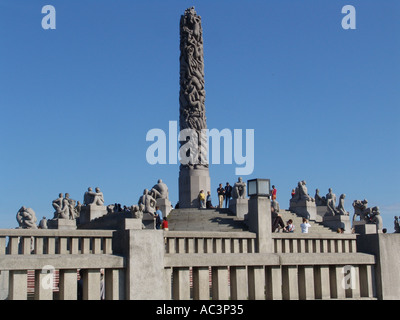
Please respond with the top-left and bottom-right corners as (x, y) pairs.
(167, 208), (248, 232)
(276, 209), (335, 234)
(167, 207), (336, 234)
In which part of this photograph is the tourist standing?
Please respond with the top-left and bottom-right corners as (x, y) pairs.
(300, 218), (311, 233)
(206, 191), (214, 208)
(271, 185), (277, 201)
(155, 206), (163, 229)
(162, 217), (169, 231)
(198, 190), (206, 209)
(224, 182), (232, 208)
(217, 184), (225, 208)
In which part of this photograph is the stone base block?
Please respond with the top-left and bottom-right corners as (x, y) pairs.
(289, 200), (317, 221)
(47, 219), (77, 230)
(229, 198), (248, 220)
(79, 205), (107, 225)
(323, 215), (351, 233)
(316, 206), (327, 221)
(179, 166), (211, 208)
(124, 218), (144, 230)
(142, 213), (156, 229)
(156, 198), (172, 218)
(354, 222), (378, 234)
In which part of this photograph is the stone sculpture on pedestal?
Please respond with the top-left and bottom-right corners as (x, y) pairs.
(322, 192), (351, 233)
(151, 179), (172, 217)
(48, 193), (78, 229)
(315, 189), (327, 206)
(229, 177), (248, 219)
(289, 181), (316, 220)
(138, 190), (157, 229)
(352, 199), (383, 233)
(325, 188), (338, 216)
(232, 177), (247, 200)
(79, 187), (107, 226)
(16, 206), (38, 229)
(83, 187), (104, 206)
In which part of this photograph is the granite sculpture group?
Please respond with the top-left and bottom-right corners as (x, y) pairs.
(15, 178), (386, 234)
(15, 179), (172, 231)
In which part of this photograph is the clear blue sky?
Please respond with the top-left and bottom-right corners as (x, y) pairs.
(0, 0), (399, 231)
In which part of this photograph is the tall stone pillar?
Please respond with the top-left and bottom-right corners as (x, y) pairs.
(178, 7), (211, 208)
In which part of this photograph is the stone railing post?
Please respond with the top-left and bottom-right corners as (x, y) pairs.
(247, 196), (273, 253)
(112, 222), (167, 300)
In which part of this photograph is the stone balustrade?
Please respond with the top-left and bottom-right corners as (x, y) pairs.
(0, 229), (125, 300)
(273, 233), (358, 254)
(164, 252), (376, 300)
(165, 231), (257, 254)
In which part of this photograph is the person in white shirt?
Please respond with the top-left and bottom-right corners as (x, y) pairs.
(300, 218), (311, 233)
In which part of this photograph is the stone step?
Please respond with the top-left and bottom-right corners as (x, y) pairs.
(276, 210), (336, 234)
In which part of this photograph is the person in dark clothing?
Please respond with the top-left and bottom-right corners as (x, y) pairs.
(271, 207), (285, 232)
(217, 184), (225, 208)
(224, 182), (232, 209)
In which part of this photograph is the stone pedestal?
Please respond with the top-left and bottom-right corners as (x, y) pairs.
(79, 205), (107, 225)
(124, 218), (143, 230)
(289, 200), (317, 221)
(323, 215), (351, 233)
(156, 198), (172, 218)
(47, 219), (77, 230)
(179, 166), (211, 208)
(247, 196), (272, 253)
(316, 206), (328, 222)
(142, 213), (156, 229)
(354, 221), (378, 234)
(229, 198), (248, 220)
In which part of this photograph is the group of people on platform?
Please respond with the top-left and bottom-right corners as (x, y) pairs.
(198, 182), (235, 210)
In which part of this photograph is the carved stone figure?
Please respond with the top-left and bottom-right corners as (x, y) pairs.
(370, 206), (383, 231)
(83, 187), (104, 206)
(52, 193), (77, 220)
(131, 204), (145, 220)
(394, 216), (400, 233)
(291, 181), (314, 203)
(315, 189), (327, 206)
(138, 189), (157, 215)
(232, 177), (247, 199)
(326, 188), (338, 216)
(151, 179), (169, 200)
(39, 217), (48, 229)
(74, 201), (82, 217)
(16, 206), (38, 229)
(352, 199), (369, 222)
(179, 7), (207, 168)
(336, 194), (349, 216)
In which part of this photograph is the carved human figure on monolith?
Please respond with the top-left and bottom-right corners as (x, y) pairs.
(16, 206), (38, 229)
(232, 177), (247, 199)
(178, 7), (211, 209)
